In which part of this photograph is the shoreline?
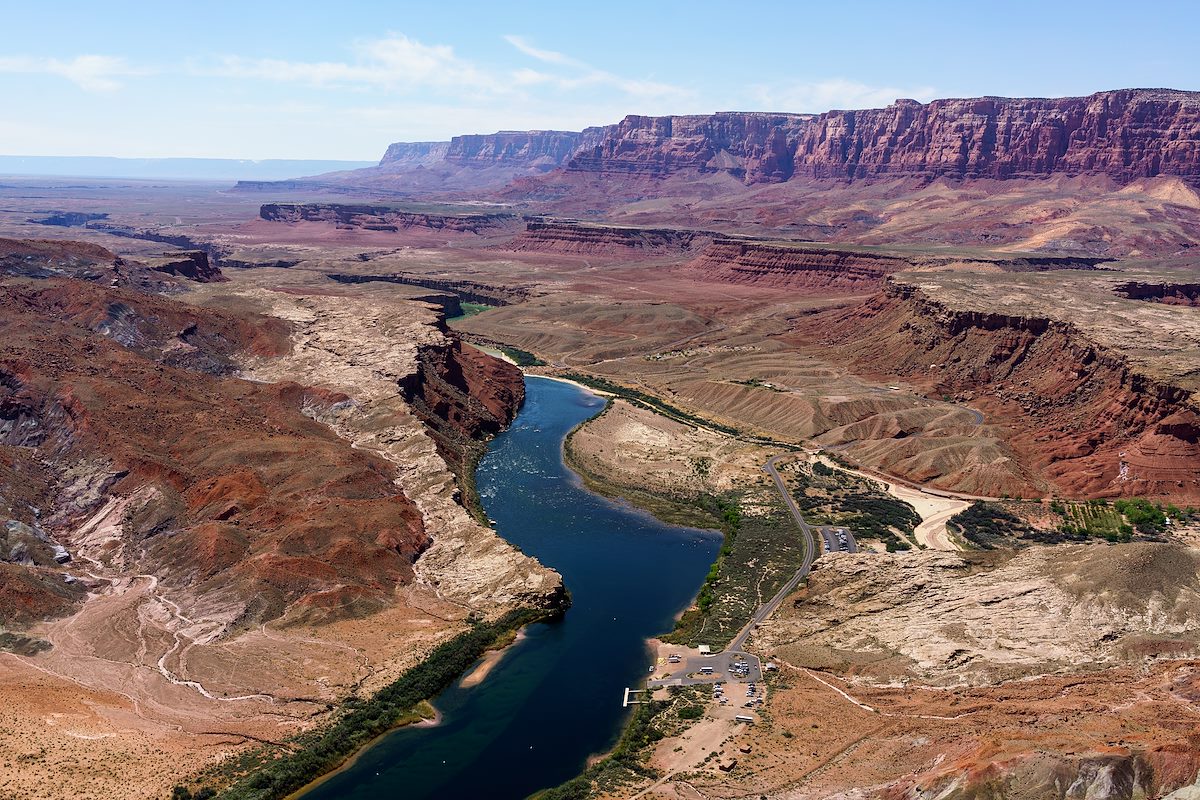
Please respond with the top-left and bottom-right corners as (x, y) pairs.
(287, 623), (533, 800)
(525, 370), (616, 396)
(460, 628), (526, 688)
(284, 703), (443, 800)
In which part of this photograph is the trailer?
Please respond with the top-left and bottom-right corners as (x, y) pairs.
(735, 714), (755, 724)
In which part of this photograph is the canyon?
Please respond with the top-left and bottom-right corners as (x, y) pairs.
(2, 86), (1200, 800)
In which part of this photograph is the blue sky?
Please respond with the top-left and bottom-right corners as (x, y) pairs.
(2, 0), (1196, 160)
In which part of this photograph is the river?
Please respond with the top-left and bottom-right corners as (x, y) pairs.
(302, 376), (721, 799)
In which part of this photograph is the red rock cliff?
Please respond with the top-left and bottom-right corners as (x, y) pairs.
(568, 89), (1200, 185)
(444, 130), (584, 169)
(802, 280), (1200, 500)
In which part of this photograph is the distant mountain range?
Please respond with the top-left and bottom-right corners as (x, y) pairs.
(232, 88), (1200, 196)
(0, 155), (376, 182)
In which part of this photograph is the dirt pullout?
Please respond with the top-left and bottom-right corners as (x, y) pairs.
(818, 455), (969, 550)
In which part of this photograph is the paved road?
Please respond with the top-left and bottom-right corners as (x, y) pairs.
(724, 454), (823, 653)
(643, 454), (858, 692)
(819, 526), (858, 555)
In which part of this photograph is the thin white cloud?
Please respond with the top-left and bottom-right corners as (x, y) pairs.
(503, 35), (584, 68)
(503, 34), (689, 102)
(751, 79), (939, 112)
(206, 33), (503, 93)
(0, 54), (142, 91)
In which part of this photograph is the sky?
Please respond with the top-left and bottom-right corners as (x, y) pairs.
(2, 0), (1197, 160)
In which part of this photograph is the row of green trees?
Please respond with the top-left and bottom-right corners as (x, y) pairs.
(173, 607), (557, 800)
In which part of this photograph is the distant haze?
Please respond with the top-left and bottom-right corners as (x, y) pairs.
(0, 156), (376, 182)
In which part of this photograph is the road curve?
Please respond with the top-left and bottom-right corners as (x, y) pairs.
(726, 454), (819, 653)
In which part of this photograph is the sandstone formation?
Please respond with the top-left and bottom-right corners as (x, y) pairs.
(568, 89), (1200, 185)
(258, 202), (514, 233)
(379, 140), (451, 168)
(443, 130), (582, 168)
(1115, 280), (1200, 306)
(505, 219), (716, 255)
(802, 276), (1200, 500)
(681, 239), (910, 292)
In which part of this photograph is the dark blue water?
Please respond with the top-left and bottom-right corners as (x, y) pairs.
(303, 376), (720, 800)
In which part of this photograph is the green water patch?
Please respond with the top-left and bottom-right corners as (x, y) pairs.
(446, 301), (495, 322)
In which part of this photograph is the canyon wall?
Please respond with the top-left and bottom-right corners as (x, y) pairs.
(804, 279), (1200, 499)
(505, 219), (716, 255)
(258, 202), (514, 233)
(567, 89), (1200, 184)
(379, 140), (451, 168)
(681, 239), (910, 291)
(444, 130), (583, 169)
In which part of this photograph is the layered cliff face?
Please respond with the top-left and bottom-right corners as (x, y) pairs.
(445, 130), (583, 169)
(567, 89), (1200, 185)
(379, 140), (450, 168)
(569, 112), (811, 182)
(402, 337), (525, 472)
(1115, 280), (1200, 306)
(258, 202), (515, 234)
(505, 219), (714, 256)
(802, 279), (1200, 499)
(680, 239), (910, 291)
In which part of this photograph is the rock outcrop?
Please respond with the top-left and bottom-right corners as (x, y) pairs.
(567, 89), (1200, 185)
(1114, 280), (1200, 306)
(681, 239), (910, 291)
(258, 202), (514, 234)
(803, 278), (1200, 499)
(505, 219), (716, 256)
(143, 250), (226, 283)
(402, 337), (525, 471)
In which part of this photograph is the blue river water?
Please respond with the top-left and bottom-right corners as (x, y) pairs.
(303, 376), (721, 799)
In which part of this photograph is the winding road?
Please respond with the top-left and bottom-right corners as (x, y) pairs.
(726, 455), (824, 653)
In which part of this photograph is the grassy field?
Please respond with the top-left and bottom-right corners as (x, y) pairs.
(663, 493), (807, 649)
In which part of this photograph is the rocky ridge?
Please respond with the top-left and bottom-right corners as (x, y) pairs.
(803, 276), (1200, 499)
(258, 202), (515, 234)
(568, 89), (1200, 185)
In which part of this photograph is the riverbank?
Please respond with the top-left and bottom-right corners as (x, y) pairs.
(226, 377), (720, 800)
(193, 606), (562, 800)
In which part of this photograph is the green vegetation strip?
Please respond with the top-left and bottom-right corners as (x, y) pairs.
(500, 345), (546, 367)
(178, 608), (556, 800)
(952, 498), (1199, 550)
(535, 686), (708, 799)
(664, 494), (805, 649)
(559, 373), (741, 436)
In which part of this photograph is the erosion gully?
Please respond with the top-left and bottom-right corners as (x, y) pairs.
(301, 375), (721, 799)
